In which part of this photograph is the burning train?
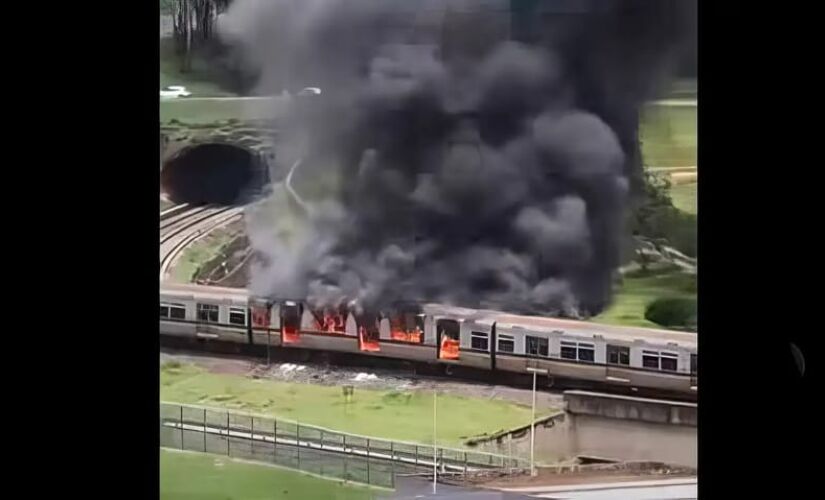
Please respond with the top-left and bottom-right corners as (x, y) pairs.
(160, 282), (697, 399)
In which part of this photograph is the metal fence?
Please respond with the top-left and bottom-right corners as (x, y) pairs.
(160, 401), (528, 489)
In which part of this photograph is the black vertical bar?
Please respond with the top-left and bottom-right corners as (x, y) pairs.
(179, 405), (184, 450)
(203, 408), (207, 452)
(367, 456), (370, 485)
(490, 322), (497, 372)
(251, 417), (255, 457)
(273, 419), (277, 459)
(436, 320), (441, 359)
(226, 412), (230, 456)
(246, 306), (253, 344)
(320, 429), (324, 450)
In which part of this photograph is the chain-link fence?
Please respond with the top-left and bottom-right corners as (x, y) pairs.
(160, 401), (528, 488)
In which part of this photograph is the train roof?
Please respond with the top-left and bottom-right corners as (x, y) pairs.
(160, 282), (249, 301)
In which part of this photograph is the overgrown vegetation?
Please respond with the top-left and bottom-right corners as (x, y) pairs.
(596, 265), (696, 329)
(630, 170), (697, 259)
(644, 297), (697, 330)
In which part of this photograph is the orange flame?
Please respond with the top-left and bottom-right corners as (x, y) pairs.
(439, 335), (460, 360)
(314, 309), (347, 334)
(358, 326), (381, 352)
(389, 314), (423, 343)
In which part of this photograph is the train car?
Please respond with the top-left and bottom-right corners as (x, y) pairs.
(490, 313), (697, 393)
(159, 283), (250, 344)
(159, 283), (697, 396)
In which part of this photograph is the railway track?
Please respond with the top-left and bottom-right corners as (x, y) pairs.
(160, 204), (245, 282)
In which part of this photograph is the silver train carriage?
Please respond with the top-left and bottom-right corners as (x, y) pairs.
(159, 283), (697, 395)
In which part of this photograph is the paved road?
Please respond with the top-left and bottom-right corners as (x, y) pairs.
(500, 478), (697, 499)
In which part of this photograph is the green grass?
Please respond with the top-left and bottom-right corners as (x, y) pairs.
(161, 363), (542, 446)
(640, 103), (697, 168)
(172, 226), (239, 283)
(161, 449), (376, 500)
(596, 267), (696, 329)
(160, 37), (235, 97)
(670, 181), (697, 215)
(160, 98), (279, 123)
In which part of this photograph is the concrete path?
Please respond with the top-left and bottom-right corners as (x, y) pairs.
(499, 477), (697, 499)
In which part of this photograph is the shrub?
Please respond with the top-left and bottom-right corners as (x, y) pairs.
(644, 297), (697, 329)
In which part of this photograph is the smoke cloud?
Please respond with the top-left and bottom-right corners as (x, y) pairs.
(221, 0), (695, 317)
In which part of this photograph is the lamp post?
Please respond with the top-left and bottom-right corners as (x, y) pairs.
(433, 389), (437, 494)
(526, 367), (548, 477)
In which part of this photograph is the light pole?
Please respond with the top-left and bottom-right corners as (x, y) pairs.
(433, 389), (437, 494)
(526, 367), (548, 477)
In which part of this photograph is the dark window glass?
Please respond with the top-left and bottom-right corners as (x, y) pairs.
(661, 356), (678, 372)
(642, 353), (660, 369)
(229, 308), (246, 326)
(170, 306), (186, 320)
(526, 336), (548, 357)
(160, 305), (169, 318)
(607, 345), (630, 366)
(578, 346), (595, 362)
(560, 341), (576, 360)
(198, 303), (219, 323)
(690, 354), (697, 375)
(470, 332), (489, 351)
(498, 335), (515, 353)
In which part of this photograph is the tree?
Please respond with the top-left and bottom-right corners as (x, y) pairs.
(629, 170), (673, 270)
(165, 0), (231, 72)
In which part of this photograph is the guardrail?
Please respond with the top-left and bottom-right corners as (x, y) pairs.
(160, 401), (528, 488)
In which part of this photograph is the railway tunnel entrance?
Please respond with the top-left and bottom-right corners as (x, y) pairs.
(160, 143), (268, 205)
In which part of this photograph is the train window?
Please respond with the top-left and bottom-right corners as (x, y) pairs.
(470, 331), (489, 351)
(661, 352), (679, 372)
(160, 303), (185, 320)
(561, 341), (595, 362)
(497, 334), (515, 353)
(560, 341), (577, 360)
(526, 336), (548, 357)
(607, 345), (630, 365)
(229, 307), (247, 326)
(642, 350), (660, 369)
(642, 350), (679, 371)
(578, 343), (595, 362)
(690, 354), (697, 375)
(197, 303), (219, 323)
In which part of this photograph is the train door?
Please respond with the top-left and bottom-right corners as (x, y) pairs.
(690, 353), (698, 390)
(604, 344), (632, 384)
(437, 318), (460, 360)
(280, 301), (302, 344)
(357, 316), (381, 352)
(250, 299), (271, 344)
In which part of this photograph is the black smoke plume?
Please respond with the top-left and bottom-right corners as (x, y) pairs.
(219, 0), (696, 317)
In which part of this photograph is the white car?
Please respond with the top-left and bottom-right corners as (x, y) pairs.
(296, 87), (321, 97)
(160, 86), (192, 98)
